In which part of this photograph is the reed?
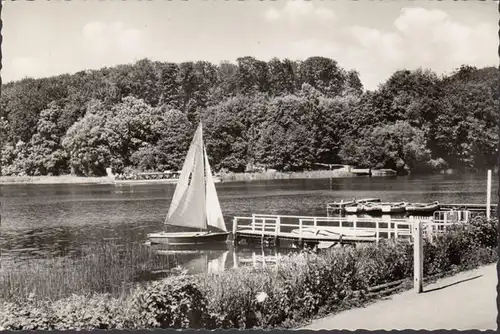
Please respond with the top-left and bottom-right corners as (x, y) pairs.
(0, 242), (173, 302)
(1, 217), (497, 330)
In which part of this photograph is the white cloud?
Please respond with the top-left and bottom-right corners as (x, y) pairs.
(264, 7), (281, 21)
(289, 38), (339, 59)
(339, 7), (497, 89)
(81, 21), (148, 67)
(264, 1), (335, 23)
(8, 57), (47, 79)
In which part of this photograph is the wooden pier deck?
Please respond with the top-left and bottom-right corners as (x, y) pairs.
(232, 210), (476, 248)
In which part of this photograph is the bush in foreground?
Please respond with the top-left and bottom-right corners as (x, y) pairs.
(0, 217), (497, 330)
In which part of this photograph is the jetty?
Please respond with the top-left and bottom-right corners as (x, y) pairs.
(231, 206), (493, 249)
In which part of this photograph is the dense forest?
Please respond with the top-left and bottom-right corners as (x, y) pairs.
(0, 57), (498, 177)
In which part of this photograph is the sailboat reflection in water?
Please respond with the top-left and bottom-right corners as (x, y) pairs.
(147, 122), (230, 246)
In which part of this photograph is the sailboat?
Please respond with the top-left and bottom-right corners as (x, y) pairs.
(147, 122), (230, 245)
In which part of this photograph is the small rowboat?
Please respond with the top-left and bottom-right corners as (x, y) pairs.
(380, 202), (407, 214)
(357, 198), (381, 204)
(405, 201), (440, 214)
(345, 204), (364, 214)
(364, 202), (383, 215)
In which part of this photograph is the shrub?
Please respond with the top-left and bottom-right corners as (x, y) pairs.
(126, 275), (210, 329)
(1, 217), (497, 330)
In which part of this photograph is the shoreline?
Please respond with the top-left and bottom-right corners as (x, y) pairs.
(0, 170), (378, 185)
(0, 175), (115, 185)
(0, 168), (487, 185)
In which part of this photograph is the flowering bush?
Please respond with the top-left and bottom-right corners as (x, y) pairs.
(1, 217), (497, 330)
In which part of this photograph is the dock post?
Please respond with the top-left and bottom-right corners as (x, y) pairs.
(232, 217), (239, 245)
(274, 217), (280, 247)
(486, 169), (492, 219)
(299, 219), (303, 248)
(413, 220), (424, 293)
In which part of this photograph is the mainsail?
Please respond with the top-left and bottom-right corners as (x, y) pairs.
(204, 147), (227, 232)
(164, 122), (226, 233)
(165, 123), (207, 230)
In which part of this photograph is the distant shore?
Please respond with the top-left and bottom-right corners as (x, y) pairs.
(2, 168), (469, 185)
(0, 169), (391, 185)
(219, 169), (360, 182)
(0, 175), (115, 185)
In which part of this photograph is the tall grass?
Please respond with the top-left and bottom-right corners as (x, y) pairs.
(0, 243), (173, 301)
(0, 217), (497, 330)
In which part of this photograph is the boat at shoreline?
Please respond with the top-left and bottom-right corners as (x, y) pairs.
(364, 202), (383, 215)
(147, 122), (230, 246)
(380, 202), (407, 214)
(405, 201), (440, 214)
(342, 198), (381, 214)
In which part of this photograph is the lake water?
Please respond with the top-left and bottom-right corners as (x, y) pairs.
(1, 173), (497, 274)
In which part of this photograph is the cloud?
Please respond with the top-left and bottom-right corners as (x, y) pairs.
(289, 38), (340, 59)
(264, 7), (281, 21)
(7, 57), (47, 80)
(81, 21), (148, 67)
(339, 7), (497, 89)
(264, 1), (335, 23)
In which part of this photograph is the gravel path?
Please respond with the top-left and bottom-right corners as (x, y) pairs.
(303, 263), (497, 330)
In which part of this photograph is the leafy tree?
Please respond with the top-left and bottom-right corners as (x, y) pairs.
(255, 93), (316, 171)
(27, 102), (69, 175)
(339, 121), (432, 173)
(62, 100), (114, 176)
(201, 95), (268, 172)
(236, 56), (269, 95)
(267, 58), (298, 96)
(297, 57), (347, 98)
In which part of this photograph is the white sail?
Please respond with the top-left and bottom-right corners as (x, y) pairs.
(204, 147), (227, 232)
(165, 123), (207, 230)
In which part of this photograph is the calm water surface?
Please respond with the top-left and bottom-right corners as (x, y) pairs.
(1, 173), (497, 273)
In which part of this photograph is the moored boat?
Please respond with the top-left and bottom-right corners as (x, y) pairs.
(363, 202), (383, 215)
(345, 204), (364, 214)
(380, 202), (407, 214)
(405, 201), (440, 214)
(147, 122), (230, 246)
(357, 198), (381, 204)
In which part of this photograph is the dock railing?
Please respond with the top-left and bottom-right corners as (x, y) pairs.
(232, 214), (421, 245)
(232, 212), (479, 295)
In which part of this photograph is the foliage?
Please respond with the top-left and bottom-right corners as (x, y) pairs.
(1, 217), (496, 330)
(1, 58), (498, 176)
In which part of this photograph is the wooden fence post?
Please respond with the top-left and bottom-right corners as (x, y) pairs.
(487, 169), (492, 219)
(232, 217), (238, 245)
(413, 220), (424, 293)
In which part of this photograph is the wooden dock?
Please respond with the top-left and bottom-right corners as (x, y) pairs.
(233, 214), (415, 248)
(232, 210), (477, 249)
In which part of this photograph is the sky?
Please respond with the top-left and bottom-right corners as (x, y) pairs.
(2, 0), (498, 90)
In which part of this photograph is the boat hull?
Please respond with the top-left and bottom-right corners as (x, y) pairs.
(380, 203), (407, 214)
(406, 202), (440, 214)
(147, 231), (230, 246)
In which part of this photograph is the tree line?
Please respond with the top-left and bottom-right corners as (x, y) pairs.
(0, 56), (498, 177)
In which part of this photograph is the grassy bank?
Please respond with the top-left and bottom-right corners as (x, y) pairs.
(0, 216), (496, 330)
(0, 175), (115, 185)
